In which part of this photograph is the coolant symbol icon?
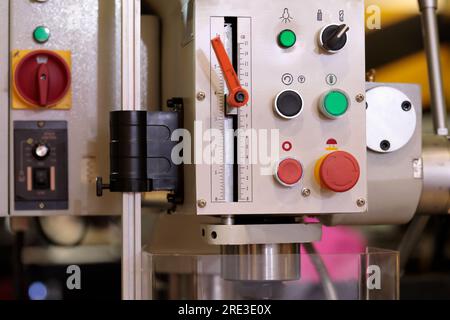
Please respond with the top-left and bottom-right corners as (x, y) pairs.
(317, 10), (323, 21)
(339, 10), (345, 22)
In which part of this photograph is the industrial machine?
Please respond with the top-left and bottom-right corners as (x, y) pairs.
(0, 0), (449, 300)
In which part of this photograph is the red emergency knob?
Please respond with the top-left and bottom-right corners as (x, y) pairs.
(276, 158), (303, 187)
(319, 151), (360, 193)
(14, 50), (71, 108)
(211, 36), (249, 108)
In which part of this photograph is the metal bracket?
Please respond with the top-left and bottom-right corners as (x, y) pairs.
(201, 223), (322, 246)
(96, 106), (183, 203)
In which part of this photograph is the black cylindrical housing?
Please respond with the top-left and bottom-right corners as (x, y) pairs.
(109, 111), (149, 192)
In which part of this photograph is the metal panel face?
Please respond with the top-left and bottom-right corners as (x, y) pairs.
(9, 0), (122, 216)
(189, 0), (367, 216)
(327, 83), (423, 225)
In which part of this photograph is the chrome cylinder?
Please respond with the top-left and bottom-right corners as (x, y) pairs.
(418, 135), (450, 215)
(418, 0), (448, 136)
(220, 243), (301, 282)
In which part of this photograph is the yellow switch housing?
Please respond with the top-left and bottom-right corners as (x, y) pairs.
(11, 49), (72, 110)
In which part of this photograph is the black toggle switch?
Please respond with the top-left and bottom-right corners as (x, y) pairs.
(320, 24), (349, 53)
(33, 168), (50, 190)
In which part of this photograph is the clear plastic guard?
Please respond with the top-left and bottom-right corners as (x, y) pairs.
(142, 247), (399, 300)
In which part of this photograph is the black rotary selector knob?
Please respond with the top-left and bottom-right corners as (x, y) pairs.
(320, 24), (349, 52)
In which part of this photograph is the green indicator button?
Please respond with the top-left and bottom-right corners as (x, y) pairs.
(278, 29), (296, 48)
(33, 26), (50, 44)
(322, 90), (349, 118)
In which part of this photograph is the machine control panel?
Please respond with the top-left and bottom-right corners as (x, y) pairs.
(182, 0), (367, 216)
(14, 121), (68, 211)
(7, 0), (122, 216)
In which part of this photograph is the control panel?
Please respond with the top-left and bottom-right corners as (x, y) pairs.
(6, 0), (122, 216)
(14, 121), (68, 210)
(156, 0), (367, 216)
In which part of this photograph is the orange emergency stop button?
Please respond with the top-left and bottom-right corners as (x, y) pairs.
(319, 151), (360, 193)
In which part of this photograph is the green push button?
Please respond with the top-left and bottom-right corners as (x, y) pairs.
(33, 26), (50, 44)
(278, 29), (296, 48)
(322, 90), (349, 118)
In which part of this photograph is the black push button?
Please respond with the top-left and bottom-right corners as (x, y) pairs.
(274, 90), (304, 119)
(33, 168), (50, 190)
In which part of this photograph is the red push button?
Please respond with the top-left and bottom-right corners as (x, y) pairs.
(276, 158), (303, 187)
(319, 151), (360, 192)
(14, 50), (71, 108)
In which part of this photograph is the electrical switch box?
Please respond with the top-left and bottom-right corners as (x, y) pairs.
(149, 0), (367, 216)
(13, 121), (68, 211)
(6, 0), (123, 216)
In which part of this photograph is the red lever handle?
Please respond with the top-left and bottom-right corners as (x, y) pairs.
(211, 36), (249, 108)
(37, 63), (49, 107)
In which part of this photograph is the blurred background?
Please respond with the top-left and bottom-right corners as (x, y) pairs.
(362, 0), (450, 299)
(1, 0), (449, 300)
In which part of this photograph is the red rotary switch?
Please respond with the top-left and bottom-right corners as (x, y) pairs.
(276, 158), (303, 187)
(319, 151), (360, 193)
(14, 50), (71, 108)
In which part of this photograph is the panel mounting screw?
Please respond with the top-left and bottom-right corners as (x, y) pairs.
(302, 188), (311, 197)
(197, 92), (206, 101)
(355, 94), (365, 103)
(401, 101), (412, 112)
(380, 140), (391, 151)
(357, 198), (366, 207)
(198, 199), (207, 208)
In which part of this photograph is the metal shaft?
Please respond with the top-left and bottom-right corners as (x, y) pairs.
(221, 243), (301, 282)
(303, 243), (338, 300)
(419, 0), (448, 136)
(121, 0), (142, 301)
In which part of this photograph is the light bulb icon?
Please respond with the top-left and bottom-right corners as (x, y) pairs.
(280, 8), (293, 23)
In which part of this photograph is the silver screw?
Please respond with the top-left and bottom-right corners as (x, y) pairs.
(198, 199), (207, 208)
(356, 94), (365, 103)
(302, 188), (311, 197)
(357, 198), (366, 207)
(39, 202), (45, 209)
(197, 92), (206, 101)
